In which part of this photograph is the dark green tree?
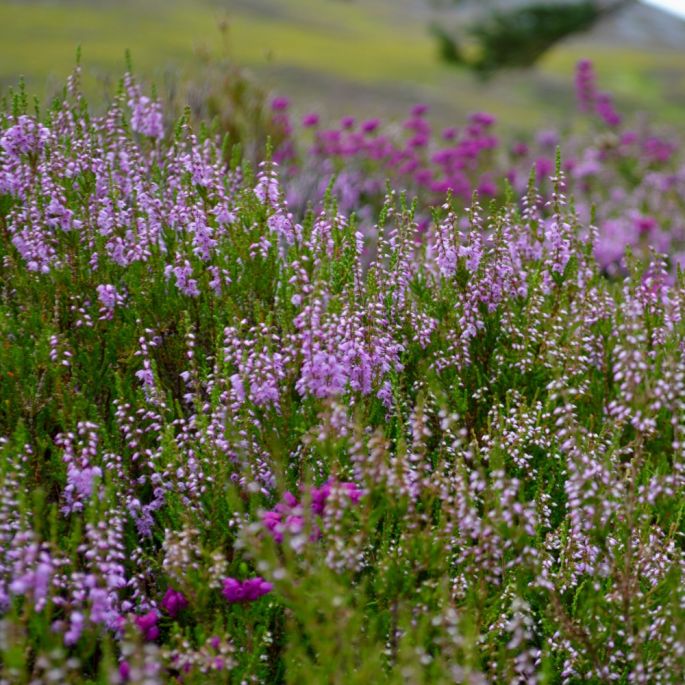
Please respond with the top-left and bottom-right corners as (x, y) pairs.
(433, 0), (630, 77)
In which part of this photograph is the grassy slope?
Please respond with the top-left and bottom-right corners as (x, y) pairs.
(0, 1), (217, 88)
(1, 0), (684, 130)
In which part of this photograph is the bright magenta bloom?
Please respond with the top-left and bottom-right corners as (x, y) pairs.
(161, 588), (188, 618)
(134, 610), (159, 641)
(222, 577), (272, 603)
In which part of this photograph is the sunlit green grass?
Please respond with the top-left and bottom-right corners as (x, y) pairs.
(0, 0), (219, 91)
(226, 15), (434, 84)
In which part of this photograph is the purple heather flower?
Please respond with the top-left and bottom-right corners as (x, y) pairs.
(535, 157), (554, 182)
(119, 662), (130, 682)
(261, 491), (307, 542)
(536, 129), (559, 148)
(262, 509), (284, 542)
(230, 373), (246, 403)
(643, 135), (676, 163)
(341, 481), (362, 504)
(633, 213), (657, 235)
(222, 577), (272, 603)
(596, 92), (621, 127)
(512, 141), (529, 156)
(311, 482), (332, 515)
(96, 284), (124, 311)
(112, 615), (127, 636)
(64, 611), (85, 646)
(0, 115), (50, 160)
(128, 95), (164, 139)
(620, 130), (638, 145)
(361, 118), (380, 134)
(575, 58), (597, 112)
(168, 260), (201, 297)
(469, 111), (495, 127)
(282, 491), (298, 508)
(65, 463), (102, 506)
(134, 610), (160, 641)
(135, 365), (155, 389)
(161, 588), (188, 618)
(271, 96), (290, 111)
(302, 113), (320, 128)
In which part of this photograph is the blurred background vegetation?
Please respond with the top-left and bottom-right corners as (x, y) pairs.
(1, 0), (684, 131)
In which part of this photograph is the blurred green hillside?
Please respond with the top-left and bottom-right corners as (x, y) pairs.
(1, 0), (684, 130)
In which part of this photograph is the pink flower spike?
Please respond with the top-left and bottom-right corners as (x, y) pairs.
(469, 111), (495, 127)
(119, 661), (130, 682)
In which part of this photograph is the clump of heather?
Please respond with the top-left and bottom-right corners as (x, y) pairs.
(2, 65), (685, 684)
(271, 60), (685, 275)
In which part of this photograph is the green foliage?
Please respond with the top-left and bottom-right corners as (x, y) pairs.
(429, 23), (464, 66)
(471, 1), (602, 74)
(436, 0), (630, 78)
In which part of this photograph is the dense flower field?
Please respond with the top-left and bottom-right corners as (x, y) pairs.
(2, 64), (685, 683)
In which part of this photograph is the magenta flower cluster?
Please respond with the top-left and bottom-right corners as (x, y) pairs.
(262, 480), (362, 543)
(221, 577), (273, 604)
(134, 610), (160, 641)
(266, 60), (684, 274)
(161, 587), (188, 618)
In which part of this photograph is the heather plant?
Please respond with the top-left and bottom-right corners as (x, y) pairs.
(2, 65), (685, 684)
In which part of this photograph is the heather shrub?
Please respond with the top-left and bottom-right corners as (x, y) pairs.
(1, 66), (685, 684)
(270, 60), (685, 277)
